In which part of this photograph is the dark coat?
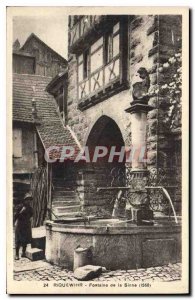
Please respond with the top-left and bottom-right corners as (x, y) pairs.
(15, 205), (33, 246)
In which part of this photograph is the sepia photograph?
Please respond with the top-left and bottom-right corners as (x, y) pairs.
(6, 6), (189, 294)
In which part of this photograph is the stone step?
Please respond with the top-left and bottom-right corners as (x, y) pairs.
(26, 248), (45, 261)
(53, 190), (77, 196)
(53, 186), (76, 190)
(13, 180), (30, 186)
(31, 226), (46, 251)
(53, 205), (81, 214)
(54, 211), (83, 218)
(53, 193), (78, 199)
(52, 189), (77, 195)
(54, 185), (78, 190)
(52, 191), (78, 197)
(52, 195), (79, 202)
(52, 190), (77, 197)
(53, 180), (77, 184)
(52, 200), (80, 206)
(53, 180), (77, 186)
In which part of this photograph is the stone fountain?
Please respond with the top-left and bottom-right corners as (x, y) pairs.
(45, 68), (181, 271)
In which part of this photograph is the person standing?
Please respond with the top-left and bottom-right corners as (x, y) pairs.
(14, 193), (33, 260)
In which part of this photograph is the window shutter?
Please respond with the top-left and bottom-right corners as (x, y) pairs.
(13, 128), (22, 158)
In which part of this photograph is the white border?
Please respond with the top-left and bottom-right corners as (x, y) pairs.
(1, 0), (193, 298)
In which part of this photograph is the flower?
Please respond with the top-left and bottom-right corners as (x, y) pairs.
(169, 57), (176, 64)
(163, 62), (170, 69)
(161, 84), (168, 89)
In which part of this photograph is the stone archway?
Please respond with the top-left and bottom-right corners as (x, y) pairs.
(80, 115), (126, 217)
(86, 115), (124, 149)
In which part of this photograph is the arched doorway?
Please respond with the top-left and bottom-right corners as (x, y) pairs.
(86, 115), (124, 150)
(83, 115), (126, 216)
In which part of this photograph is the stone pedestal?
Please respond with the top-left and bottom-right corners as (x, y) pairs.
(26, 248), (45, 261)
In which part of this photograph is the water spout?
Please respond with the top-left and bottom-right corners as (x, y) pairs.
(161, 187), (178, 224)
(146, 186), (178, 224)
(112, 190), (123, 217)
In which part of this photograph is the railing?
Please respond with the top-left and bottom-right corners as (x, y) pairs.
(78, 56), (120, 102)
(96, 167), (179, 224)
(30, 166), (48, 227)
(96, 186), (178, 224)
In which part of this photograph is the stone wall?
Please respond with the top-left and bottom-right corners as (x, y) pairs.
(147, 15), (182, 211)
(129, 15), (182, 212)
(129, 16), (158, 169)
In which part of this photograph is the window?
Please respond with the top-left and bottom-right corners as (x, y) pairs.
(76, 19), (129, 108)
(13, 128), (22, 158)
(78, 61), (84, 82)
(83, 50), (89, 79)
(78, 23), (120, 83)
(58, 87), (64, 112)
(78, 49), (90, 82)
(91, 37), (103, 73)
(113, 33), (120, 57)
(105, 23), (120, 64)
(105, 32), (113, 64)
(56, 86), (67, 123)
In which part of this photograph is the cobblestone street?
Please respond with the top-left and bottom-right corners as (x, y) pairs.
(14, 257), (181, 282)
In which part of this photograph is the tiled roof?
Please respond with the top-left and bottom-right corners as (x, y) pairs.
(13, 73), (81, 159)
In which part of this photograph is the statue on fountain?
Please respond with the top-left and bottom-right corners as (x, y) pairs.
(131, 67), (150, 104)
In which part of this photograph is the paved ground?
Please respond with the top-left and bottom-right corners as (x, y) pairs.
(14, 257), (181, 282)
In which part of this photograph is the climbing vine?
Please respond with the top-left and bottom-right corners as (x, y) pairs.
(148, 50), (182, 131)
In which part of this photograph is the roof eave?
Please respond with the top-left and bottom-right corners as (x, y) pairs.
(46, 70), (68, 94)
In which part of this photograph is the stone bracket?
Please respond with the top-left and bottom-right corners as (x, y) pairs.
(125, 103), (154, 114)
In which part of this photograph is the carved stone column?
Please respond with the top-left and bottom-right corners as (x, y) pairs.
(125, 68), (154, 225)
(126, 103), (151, 170)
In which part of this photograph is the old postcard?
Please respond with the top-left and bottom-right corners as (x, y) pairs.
(7, 6), (189, 294)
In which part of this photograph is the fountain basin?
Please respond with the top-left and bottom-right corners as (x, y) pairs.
(45, 218), (181, 270)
